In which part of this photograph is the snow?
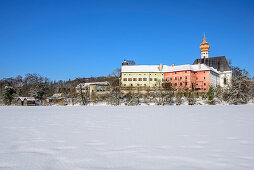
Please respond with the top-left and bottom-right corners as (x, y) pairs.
(121, 64), (220, 73)
(0, 106), (254, 169)
(76, 82), (109, 89)
(17, 97), (35, 101)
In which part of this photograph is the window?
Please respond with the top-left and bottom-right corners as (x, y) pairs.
(175, 72), (177, 74)
(154, 78), (157, 81)
(170, 77), (172, 80)
(139, 74), (141, 75)
(128, 78), (132, 81)
(143, 78), (147, 81)
(149, 78), (152, 81)
(196, 77), (198, 80)
(185, 71), (187, 73)
(166, 78), (168, 81)
(224, 78), (227, 85)
(175, 77), (177, 80)
(204, 89), (206, 91)
(124, 84), (126, 86)
(137, 84), (139, 86)
(144, 74), (146, 75)
(144, 84), (146, 86)
(123, 78), (127, 81)
(133, 78), (137, 81)
(204, 71), (205, 73)
(175, 83), (177, 86)
(185, 82), (187, 86)
(130, 84), (133, 86)
(180, 82), (182, 86)
(204, 77), (206, 79)
(138, 78), (142, 81)
(124, 74), (126, 75)
(180, 77), (182, 80)
(185, 76), (187, 79)
(155, 74), (156, 75)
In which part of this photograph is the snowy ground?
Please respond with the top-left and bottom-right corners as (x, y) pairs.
(0, 106), (254, 170)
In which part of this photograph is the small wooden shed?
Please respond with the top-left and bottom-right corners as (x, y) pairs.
(17, 97), (36, 106)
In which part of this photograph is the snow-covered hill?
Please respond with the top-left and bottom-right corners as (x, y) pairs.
(0, 106), (254, 169)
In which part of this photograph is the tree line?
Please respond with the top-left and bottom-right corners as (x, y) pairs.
(1, 66), (254, 106)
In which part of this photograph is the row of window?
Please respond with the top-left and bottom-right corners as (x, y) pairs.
(123, 82), (207, 87)
(165, 76), (188, 81)
(122, 82), (189, 87)
(124, 76), (192, 82)
(166, 71), (190, 75)
(165, 76), (206, 81)
(123, 84), (147, 87)
(172, 82), (188, 86)
(196, 77), (206, 80)
(123, 73), (163, 76)
(196, 83), (207, 86)
(123, 78), (161, 81)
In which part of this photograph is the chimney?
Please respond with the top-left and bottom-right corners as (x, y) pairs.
(159, 64), (163, 71)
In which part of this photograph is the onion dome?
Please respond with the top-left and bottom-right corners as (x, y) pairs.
(200, 33), (210, 52)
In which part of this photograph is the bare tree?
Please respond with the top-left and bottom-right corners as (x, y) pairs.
(108, 68), (122, 105)
(223, 66), (252, 104)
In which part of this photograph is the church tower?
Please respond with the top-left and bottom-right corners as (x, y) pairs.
(200, 33), (210, 59)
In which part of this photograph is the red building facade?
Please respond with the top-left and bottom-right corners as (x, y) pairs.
(164, 69), (211, 91)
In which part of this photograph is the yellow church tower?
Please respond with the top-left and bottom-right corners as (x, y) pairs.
(200, 33), (210, 59)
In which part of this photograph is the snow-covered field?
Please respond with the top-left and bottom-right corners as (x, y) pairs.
(0, 106), (254, 170)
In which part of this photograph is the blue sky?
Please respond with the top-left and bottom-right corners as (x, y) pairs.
(0, 0), (254, 80)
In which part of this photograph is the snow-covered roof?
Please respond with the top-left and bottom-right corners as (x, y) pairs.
(122, 65), (163, 73)
(17, 97), (35, 101)
(52, 93), (62, 98)
(121, 64), (220, 73)
(76, 81), (110, 88)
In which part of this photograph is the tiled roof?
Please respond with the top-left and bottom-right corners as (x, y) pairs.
(193, 56), (231, 71)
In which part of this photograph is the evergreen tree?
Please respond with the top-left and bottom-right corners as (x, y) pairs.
(207, 86), (215, 105)
(3, 87), (16, 105)
(176, 91), (182, 105)
(187, 89), (196, 105)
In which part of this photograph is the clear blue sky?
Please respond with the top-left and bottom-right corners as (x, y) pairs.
(1, 0), (254, 80)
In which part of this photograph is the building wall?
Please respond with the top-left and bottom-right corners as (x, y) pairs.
(219, 71), (232, 87)
(210, 70), (220, 87)
(192, 70), (210, 91)
(121, 66), (225, 92)
(164, 70), (192, 90)
(17, 99), (23, 106)
(164, 70), (211, 91)
(121, 72), (164, 88)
